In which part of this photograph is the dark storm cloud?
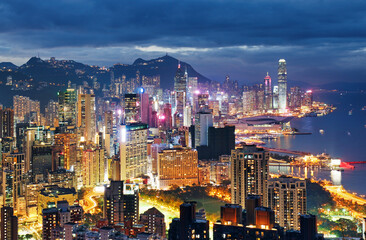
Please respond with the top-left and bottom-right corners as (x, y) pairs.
(1, 0), (366, 48)
(0, 0), (366, 85)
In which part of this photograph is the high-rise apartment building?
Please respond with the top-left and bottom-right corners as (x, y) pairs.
(77, 93), (96, 142)
(278, 59), (287, 112)
(45, 100), (59, 127)
(0, 108), (14, 138)
(122, 183), (139, 224)
(82, 148), (106, 187)
(268, 176), (306, 230)
(13, 95), (40, 124)
(140, 207), (166, 238)
(1, 207), (18, 240)
(104, 181), (139, 225)
(231, 144), (269, 209)
(169, 202), (209, 240)
(157, 147), (198, 189)
(104, 181), (124, 225)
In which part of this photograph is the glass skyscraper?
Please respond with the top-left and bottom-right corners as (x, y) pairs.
(278, 59), (287, 112)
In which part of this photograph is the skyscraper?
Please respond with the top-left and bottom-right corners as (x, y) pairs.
(264, 73), (273, 110)
(231, 144), (269, 209)
(174, 63), (187, 127)
(58, 87), (77, 126)
(278, 59), (287, 112)
(194, 109), (213, 147)
(268, 176), (306, 230)
(124, 93), (140, 123)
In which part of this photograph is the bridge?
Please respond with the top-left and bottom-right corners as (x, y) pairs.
(263, 147), (310, 156)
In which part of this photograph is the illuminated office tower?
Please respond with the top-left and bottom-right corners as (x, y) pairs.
(119, 123), (148, 180)
(278, 59), (287, 112)
(242, 90), (256, 113)
(198, 93), (209, 110)
(187, 77), (198, 111)
(53, 133), (78, 171)
(289, 87), (302, 109)
(174, 63), (187, 127)
(195, 110), (213, 147)
(183, 105), (192, 127)
(124, 93), (140, 123)
(1, 207), (18, 240)
(45, 100), (59, 127)
(104, 110), (114, 137)
(140, 92), (150, 124)
(272, 86), (279, 109)
(0, 108), (14, 138)
(302, 90), (313, 107)
(32, 143), (53, 177)
(161, 103), (172, 130)
(231, 144), (269, 209)
(157, 147), (198, 189)
(268, 176), (306, 230)
(58, 87), (77, 126)
(82, 148), (106, 187)
(77, 93), (96, 142)
(2, 153), (25, 210)
(264, 73), (273, 110)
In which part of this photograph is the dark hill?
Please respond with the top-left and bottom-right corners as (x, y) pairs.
(111, 55), (211, 89)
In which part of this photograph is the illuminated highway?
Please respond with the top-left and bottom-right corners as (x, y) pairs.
(324, 185), (366, 206)
(82, 187), (105, 213)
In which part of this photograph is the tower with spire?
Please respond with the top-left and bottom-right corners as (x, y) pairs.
(264, 72), (273, 110)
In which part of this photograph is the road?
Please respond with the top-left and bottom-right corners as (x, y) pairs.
(19, 223), (42, 240)
(324, 185), (366, 205)
(83, 188), (104, 213)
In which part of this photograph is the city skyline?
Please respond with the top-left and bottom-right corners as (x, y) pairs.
(0, 1), (366, 84)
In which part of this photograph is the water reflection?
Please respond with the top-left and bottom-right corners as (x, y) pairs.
(269, 165), (342, 186)
(331, 170), (342, 186)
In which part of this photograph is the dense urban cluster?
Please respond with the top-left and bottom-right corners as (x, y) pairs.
(0, 57), (349, 240)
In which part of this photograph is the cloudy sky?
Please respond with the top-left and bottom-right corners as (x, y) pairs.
(0, 0), (366, 84)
